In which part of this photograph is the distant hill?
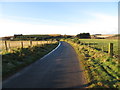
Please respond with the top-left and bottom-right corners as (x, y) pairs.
(91, 34), (118, 39)
(105, 34), (120, 39)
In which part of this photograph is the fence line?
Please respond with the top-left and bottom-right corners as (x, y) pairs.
(0, 40), (57, 52)
(80, 41), (114, 57)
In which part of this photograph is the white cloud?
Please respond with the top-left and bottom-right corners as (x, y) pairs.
(0, 13), (118, 37)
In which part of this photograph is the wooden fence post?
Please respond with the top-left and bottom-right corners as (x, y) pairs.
(108, 43), (113, 57)
(30, 40), (32, 47)
(21, 41), (23, 48)
(37, 41), (39, 45)
(40, 41), (42, 46)
(4, 41), (8, 51)
(37, 41), (38, 45)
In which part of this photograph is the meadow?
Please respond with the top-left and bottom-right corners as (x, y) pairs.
(79, 39), (119, 57)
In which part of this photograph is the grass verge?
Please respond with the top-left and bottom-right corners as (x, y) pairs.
(62, 39), (120, 88)
(2, 42), (58, 80)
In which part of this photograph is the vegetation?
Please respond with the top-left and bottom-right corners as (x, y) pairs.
(79, 39), (119, 57)
(62, 38), (120, 88)
(2, 42), (58, 80)
(13, 34), (57, 41)
(76, 33), (91, 39)
(1, 33), (119, 88)
(11, 34), (72, 41)
(1, 34), (74, 41)
(0, 40), (57, 52)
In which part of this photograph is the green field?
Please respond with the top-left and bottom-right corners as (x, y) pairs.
(79, 39), (119, 57)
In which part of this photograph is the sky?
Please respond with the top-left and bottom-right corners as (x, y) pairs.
(0, 1), (118, 37)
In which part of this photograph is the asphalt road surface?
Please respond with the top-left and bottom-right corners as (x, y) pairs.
(3, 41), (86, 88)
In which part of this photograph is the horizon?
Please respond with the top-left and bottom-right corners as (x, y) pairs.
(0, 2), (118, 37)
(1, 33), (118, 38)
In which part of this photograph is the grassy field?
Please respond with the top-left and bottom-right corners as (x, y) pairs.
(2, 41), (58, 80)
(63, 38), (120, 88)
(78, 39), (119, 57)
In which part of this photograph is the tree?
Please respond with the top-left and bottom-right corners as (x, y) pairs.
(76, 33), (91, 39)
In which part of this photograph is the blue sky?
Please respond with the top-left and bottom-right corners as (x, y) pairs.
(0, 2), (118, 36)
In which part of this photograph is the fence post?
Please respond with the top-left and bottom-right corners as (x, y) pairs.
(40, 41), (42, 46)
(37, 41), (39, 45)
(8, 43), (10, 51)
(4, 41), (8, 51)
(30, 40), (32, 47)
(37, 41), (38, 45)
(108, 43), (113, 57)
(21, 41), (23, 48)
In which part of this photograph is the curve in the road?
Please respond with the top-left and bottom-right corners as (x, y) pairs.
(3, 41), (86, 88)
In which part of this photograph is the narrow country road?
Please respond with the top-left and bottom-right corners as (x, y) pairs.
(3, 41), (86, 88)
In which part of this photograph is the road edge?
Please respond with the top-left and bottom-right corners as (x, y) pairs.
(40, 41), (61, 60)
(64, 41), (89, 88)
(2, 41), (61, 88)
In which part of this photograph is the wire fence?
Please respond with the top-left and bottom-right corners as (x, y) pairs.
(80, 41), (118, 58)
